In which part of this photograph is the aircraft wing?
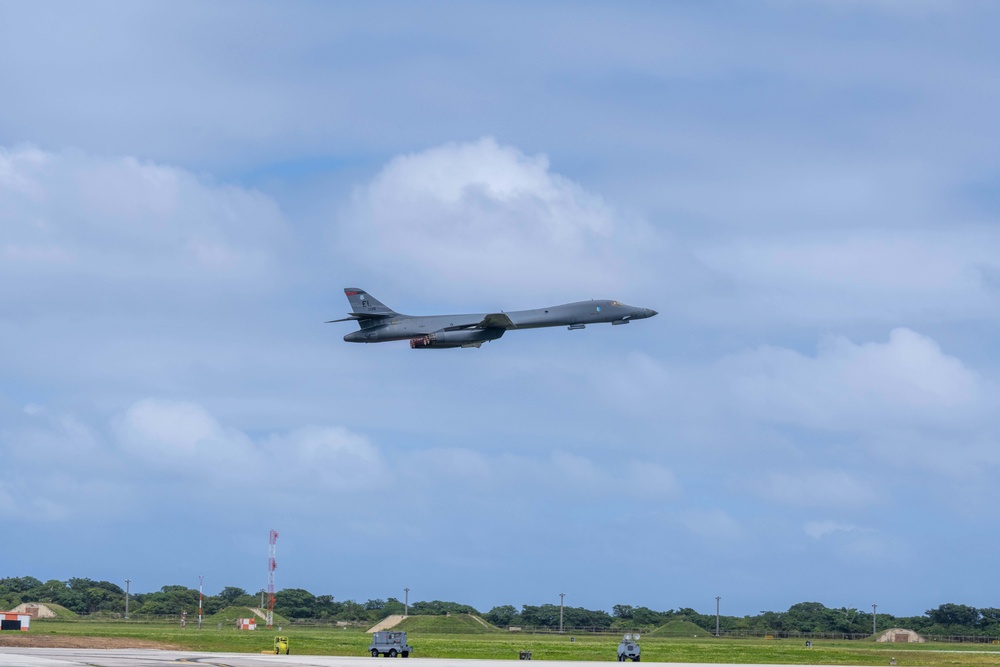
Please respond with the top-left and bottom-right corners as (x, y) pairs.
(443, 312), (515, 331)
(478, 312), (515, 329)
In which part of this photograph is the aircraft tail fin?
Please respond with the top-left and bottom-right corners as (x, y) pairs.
(343, 288), (397, 318)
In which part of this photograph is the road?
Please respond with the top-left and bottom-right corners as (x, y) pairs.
(0, 649), (892, 667)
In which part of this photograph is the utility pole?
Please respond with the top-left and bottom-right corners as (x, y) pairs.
(198, 575), (204, 630)
(872, 603), (878, 635)
(559, 593), (565, 633)
(404, 588), (410, 616)
(125, 579), (130, 621)
(266, 530), (278, 629)
(715, 596), (721, 637)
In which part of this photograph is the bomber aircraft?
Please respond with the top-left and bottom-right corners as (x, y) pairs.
(329, 288), (657, 349)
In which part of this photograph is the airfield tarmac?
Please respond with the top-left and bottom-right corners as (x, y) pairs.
(0, 650), (894, 667)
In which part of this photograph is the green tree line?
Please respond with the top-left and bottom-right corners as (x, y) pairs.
(600, 601), (1000, 637)
(3, 576), (999, 636)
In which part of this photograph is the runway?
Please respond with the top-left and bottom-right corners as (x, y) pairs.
(0, 649), (891, 667)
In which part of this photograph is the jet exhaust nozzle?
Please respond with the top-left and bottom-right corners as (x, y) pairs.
(410, 335), (434, 349)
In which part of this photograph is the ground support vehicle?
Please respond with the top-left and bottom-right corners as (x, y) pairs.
(369, 631), (412, 657)
(617, 634), (640, 662)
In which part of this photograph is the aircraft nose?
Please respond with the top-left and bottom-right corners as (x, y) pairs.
(646, 308), (658, 318)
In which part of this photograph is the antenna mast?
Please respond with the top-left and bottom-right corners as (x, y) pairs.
(266, 529), (278, 628)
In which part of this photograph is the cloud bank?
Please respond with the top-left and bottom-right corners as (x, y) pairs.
(343, 137), (663, 303)
(0, 145), (287, 312)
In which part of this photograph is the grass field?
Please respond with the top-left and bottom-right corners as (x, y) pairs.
(18, 620), (1000, 665)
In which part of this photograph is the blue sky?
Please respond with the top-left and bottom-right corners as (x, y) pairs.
(2, 1), (1000, 618)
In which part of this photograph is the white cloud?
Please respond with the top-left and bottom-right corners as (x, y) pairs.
(343, 137), (663, 302)
(722, 328), (987, 431)
(265, 426), (384, 491)
(7, 412), (108, 471)
(753, 470), (879, 509)
(804, 520), (868, 540)
(787, 0), (954, 16)
(711, 329), (1000, 479)
(622, 460), (681, 500)
(0, 145), (299, 411)
(593, 352), (675, 416)
(2, 400), (681, 525)
(115, 398), (254, 472)
(532, 451), (679, 502)
(679, 508), (744, 540)
(400, 447), (680, 503)
(114, 400), (381, 492)
(803, 520), (896, 563)
(577, 328), (1000, 491)
(0, 410), (132, 521)
(0, 145), (287, 306)
(0, 484), (74, 522)
(404, 447), (493, 493)
(695, 229), (1000, 326)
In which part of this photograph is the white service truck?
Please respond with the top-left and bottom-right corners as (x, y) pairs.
(369, 631), (412, 657)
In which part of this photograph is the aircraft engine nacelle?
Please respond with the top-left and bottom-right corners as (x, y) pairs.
(409, 328), (505, 349)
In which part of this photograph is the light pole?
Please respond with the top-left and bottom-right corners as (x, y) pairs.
(125, 579), (130, 621)
(715, 596), (721, 637)
(404, 588), (410, 617)
(198, 576), (204, 630)
(559, 593), (565, 633)
(872, 603), (877, 635)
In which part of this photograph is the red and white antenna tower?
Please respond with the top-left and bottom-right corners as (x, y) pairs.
(266, 529), (278, 628)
